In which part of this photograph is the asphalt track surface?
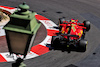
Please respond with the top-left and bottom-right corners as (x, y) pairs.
(0, 0), (100, 67)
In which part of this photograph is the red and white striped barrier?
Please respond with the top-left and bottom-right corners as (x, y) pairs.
(0, 6), (59, 62)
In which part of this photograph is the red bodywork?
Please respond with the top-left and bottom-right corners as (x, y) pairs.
(60, 19), (86, 40)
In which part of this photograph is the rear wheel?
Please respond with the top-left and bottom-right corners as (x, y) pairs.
(51, 36), (60, 48)
(83, 20), (90, 31)
(78, 40), (88, 52)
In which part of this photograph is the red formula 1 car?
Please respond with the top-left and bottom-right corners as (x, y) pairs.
(50, 18), (90, 52)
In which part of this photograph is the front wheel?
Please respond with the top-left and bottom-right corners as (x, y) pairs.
(58, 18), (66, 24)
(83, 20), (90, 31)
(58, 18), (66, 31)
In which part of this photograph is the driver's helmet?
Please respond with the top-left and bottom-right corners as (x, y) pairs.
(71, 19), (76, 22)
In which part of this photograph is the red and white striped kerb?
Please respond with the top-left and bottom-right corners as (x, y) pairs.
(0, 6), (59, 62)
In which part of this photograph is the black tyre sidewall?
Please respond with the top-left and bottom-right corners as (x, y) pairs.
(51, 36), (60, 48)
(83, 21), (90, 31)
(78, 40), (87, 52)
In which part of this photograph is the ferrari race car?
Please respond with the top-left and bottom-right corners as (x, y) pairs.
(50, 18), (90, 52)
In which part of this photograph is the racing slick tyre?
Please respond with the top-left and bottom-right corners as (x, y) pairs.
(58, 18), (65, 31)
(78, 40), (88, 52)
(83, 20), (90, 31)
(51, 36), (60, 49)
(58, 18), (66, 24)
